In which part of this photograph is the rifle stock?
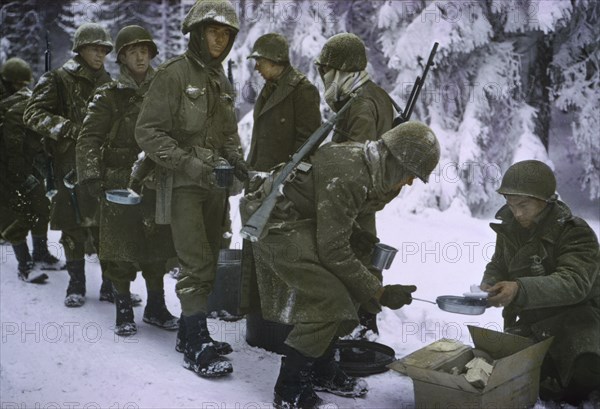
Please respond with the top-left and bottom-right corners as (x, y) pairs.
(240, 95), (356, 242)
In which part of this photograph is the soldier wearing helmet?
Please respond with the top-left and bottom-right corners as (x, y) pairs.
(23, 22), (113, 308)
(243, 121), (440, 408)
(481, 160), (600, 404)
(246, 33), (321, 171)
(76, 25), (178, 338)
(1, 57), (33, 100)
(136, 0), (248, 378)
(316, 33), (397, 338)
(315, 32), (395, 144)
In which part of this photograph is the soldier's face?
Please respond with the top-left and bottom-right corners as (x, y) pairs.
(120, 44), (151, 77)
(505, 195), (547, 229)
(204, 25), (231, 58)
(254, 57), (284, 81)
(392, 175), (415, 191)
(79, 44), (110, 70)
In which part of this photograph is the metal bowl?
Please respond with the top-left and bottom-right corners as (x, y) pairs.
(436, 295), (488, 315)
(105, 189), (141, 205)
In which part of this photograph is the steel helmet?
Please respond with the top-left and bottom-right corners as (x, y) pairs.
(381, 121), (440, 183)
(114, 25), (158, 61)
(1, 57), (32, 84)
(247, 33), (289, 63)
(315, 33), (367, 72)
(72, 23), (113, 53)
(182, 0), (240, 34)
(497, 160), (556, 201)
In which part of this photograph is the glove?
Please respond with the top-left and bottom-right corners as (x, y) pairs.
(81, 179), (103, 199)
(379, 284), (417, 309)
(349, 229), (380, 256)
(183, 157), (215, 185)
(233, 159), (250, 182)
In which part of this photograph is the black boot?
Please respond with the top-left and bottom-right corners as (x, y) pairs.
(311, 341), (368, 398)
(31, 235), (62, 269)
(182, 313), (233, 378)
(13, 242), (47, 283)
(143, 290), (179, 330)
(65, 259), (86, 307)
(274, 347), (323, 409)
(114, 293), (137, 336)
(176, 313), (232, 355)
(100, 278), (142, 306)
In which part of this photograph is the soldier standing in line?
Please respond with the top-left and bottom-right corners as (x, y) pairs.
(1, 58), (61, 281)
(76, 25), (179, 336)
(136, 0), (249, 378)
(244, 122), (440, 408)
(314, 33), (396, 337)
(481, 160), (600, 405)
(23, 23), (114, 307)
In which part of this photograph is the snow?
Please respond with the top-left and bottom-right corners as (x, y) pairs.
(2, 202), (598, 408)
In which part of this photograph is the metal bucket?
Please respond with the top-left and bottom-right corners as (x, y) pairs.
(371, 243), (398, 270)
(213, 165), (235, 188)
(206, 249), (243, 316)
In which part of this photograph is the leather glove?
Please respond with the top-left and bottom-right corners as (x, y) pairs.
(380, 284), (417, 309)
(81, 179), (103, 199)
(233, 159), (250, 182)
(349, 229), (380, 256)
(183, 157), (216, 185)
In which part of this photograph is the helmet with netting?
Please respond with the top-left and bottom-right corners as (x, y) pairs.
(1, 57), (32, 84)
(315, 33), (367, 72)
(497, 160), (556, 201)
(72, 23), (113, 53)
(182, 0), (240, 34)
(115, 25), (158, 62)
(381, 121), (440, 183)
(247, 33), (289, 63)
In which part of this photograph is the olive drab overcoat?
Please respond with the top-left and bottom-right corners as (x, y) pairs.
(23, 57), (111, 230)
(482, 201), (600, 386)
(135, 51), (243, 223)
(251, 143), (387, 331)
(76, 68), (175, 262)
(247, 65), (321, 171)
(332, 80), (395, 144)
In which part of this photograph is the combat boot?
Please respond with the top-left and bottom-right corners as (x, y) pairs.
(31, 235), (62, 270)
(143, 290), (179, 330)
(176, 313), (232, 355)
(274, 347), (323, 409)
(13, 242), (47, 283)
(100, 277), (142, 306)
(311, 342), (368, 398)
(64, 259), (86, 307)
(114, 293), (137, 336)
(181, 313), (233, 378)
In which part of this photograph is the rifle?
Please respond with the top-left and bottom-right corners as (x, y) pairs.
(240, 94), (357, 242)
(44, 30), (58, 199)
(392, 42), (438, 127)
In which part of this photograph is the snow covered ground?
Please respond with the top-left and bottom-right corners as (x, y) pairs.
(1, 195), (598, 408)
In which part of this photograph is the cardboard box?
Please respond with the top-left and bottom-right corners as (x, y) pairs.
(389, 326), (553, 409)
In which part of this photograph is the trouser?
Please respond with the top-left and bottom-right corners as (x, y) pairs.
(170, 186), (226, 316)
(285, 321), (341, 359)
(61, 226), (107, 273)
(104, 260), (166, 294)
(1, 183), (51, 244)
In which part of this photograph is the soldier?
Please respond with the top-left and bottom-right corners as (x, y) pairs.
(244, 121), (440, 408)
(136, 0), (248, 378)
(480, 160), (600, 405)
(1, 57), (33, 100)
(1, 58), (61, 282)
(76, 25), (178, 336)
(23, 23), (113, 307)
(246, 33), (321, 171)
(315, 33), (396, 337)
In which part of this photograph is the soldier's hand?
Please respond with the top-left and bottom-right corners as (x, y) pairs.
(233, 159), (250, 182)
(487, 281), (519, 308)
(380, 284), (417, 309)
(349, 229), (380, 255)
(81, 179), (103, 200)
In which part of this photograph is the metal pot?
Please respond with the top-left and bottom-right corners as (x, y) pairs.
(105, 189), (141, 205)
(412, 295), (488, 315)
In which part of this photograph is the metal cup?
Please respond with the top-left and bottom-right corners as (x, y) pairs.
(213, 164), (235, 188)
(371, 243), (398, 270)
